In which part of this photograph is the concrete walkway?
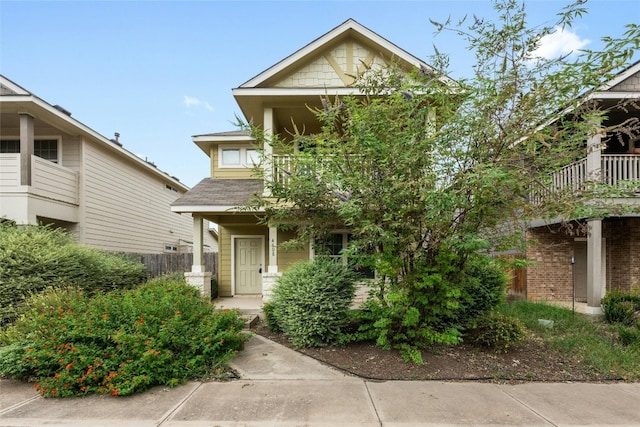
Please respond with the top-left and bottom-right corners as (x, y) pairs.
(1, 334), (639, 426)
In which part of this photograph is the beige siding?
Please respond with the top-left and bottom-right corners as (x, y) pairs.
(277, 229), (310, 272)
(61, 136), (81, 170)
(611, 70), (640, 92)
(217, 222), (267, 296)
(81, 140), (197, 254)
(275, 39), (386, 88)
(211, 145), (257, 179)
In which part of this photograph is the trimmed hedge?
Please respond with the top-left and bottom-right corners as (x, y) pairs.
(270, 257), (358, 348)
(0, 224), (148, 325)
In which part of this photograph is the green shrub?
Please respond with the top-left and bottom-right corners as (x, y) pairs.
(0, 277), (249, 397)
(270, 257), (358, 348)
(602, 290), (640, 326)
(468, 311), (525, 353)
(261, 301), (282, 333)
(618, 323), (640, 348)
(458, 255), (508, 326)
(0, 223), (148, 325)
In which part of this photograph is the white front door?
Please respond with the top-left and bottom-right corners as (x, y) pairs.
(235, 238), (262, 294)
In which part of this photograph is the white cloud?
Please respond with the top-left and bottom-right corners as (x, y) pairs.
(183, 95), (214, 112)
(531, 26), (590, 59)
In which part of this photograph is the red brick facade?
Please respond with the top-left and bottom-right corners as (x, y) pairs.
(526, 218), (640, 301)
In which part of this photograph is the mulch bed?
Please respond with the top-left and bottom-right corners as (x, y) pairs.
(252, 321), (622, 383)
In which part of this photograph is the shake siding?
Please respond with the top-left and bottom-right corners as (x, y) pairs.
(81, 142), (193, 253)
(611, 70), (640, 92)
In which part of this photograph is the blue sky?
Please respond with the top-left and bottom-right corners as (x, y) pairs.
(1, 0), (638, 187)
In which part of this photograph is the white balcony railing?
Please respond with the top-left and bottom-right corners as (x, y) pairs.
(0, 154), (79, 205)
(532, 154), (640, 203)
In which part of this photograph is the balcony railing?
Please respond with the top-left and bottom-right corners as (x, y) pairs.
(532, 154), (640, 204)
(0, 153), (79, 205)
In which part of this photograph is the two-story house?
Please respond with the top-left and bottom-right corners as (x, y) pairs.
(0, 75), (217, 255)
(526, 61), (640, 314)
(173, 18), (640, 314)
(171, 19), (443, 298)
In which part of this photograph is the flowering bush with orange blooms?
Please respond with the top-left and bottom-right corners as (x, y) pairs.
(0, 277), (249, 397)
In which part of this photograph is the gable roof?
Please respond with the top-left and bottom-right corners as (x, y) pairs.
(237, 19), (450, 90)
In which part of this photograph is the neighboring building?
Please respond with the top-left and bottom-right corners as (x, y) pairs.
(0, 75), (217, 255)
(172, 19), (446, 298)
(525, 61), (640, 314)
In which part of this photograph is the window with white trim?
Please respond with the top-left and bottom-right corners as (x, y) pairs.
(313, 233), (375, 279)
(219, 146), (259, 168)
(0, 139), (60, 163)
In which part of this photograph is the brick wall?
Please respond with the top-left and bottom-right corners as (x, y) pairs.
(527, 219), (640, 301)
(605, 218), (640, 292)
(526, 225), (575, 300)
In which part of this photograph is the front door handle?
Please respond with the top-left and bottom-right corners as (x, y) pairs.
(259, 265), (262, 274)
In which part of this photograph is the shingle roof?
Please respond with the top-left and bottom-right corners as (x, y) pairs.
(171, 178), (263, 207)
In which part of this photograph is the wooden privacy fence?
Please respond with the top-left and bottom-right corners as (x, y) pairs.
(127, 252), (218, 278)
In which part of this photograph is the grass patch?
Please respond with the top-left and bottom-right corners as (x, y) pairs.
(496, 301), (640, 381)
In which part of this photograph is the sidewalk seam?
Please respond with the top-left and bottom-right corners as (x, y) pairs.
(498, 386), (557, 426)
(364, 381), (383, 427)
(0, 395), (41, 416)
(156, 381), (203, 426)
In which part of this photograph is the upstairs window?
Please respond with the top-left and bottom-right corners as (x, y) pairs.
(219, 146), (259, 168)
(0, 139), (59, 163)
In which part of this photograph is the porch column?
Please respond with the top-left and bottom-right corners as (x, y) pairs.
(584, 117), (604, 314)
(263, 107), (273, 197)
(585, 118), (602, 182)
(268, 226), (278, 273)
(185, 215), (211, 297)
(19, 113), (35, 186)
(586, 218), (603, 314)
(262, 225), (282, 302)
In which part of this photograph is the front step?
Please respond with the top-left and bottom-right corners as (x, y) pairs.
(241, 314), (259, 330)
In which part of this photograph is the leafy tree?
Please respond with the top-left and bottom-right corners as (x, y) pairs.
(251, 0), (640, 360)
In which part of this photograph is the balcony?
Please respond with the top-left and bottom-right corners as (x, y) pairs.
(0, 153), (79, 205)
(532, 154), (640, 204)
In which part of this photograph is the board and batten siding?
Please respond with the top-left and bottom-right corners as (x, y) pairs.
(80, 140), (196, 253)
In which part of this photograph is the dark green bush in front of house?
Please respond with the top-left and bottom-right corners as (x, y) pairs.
(0, 223), (148, 325)
(0, 277), (248, 397)
(269, 257), (358, 348)
(602, 289), (640, 326)
(467, 311), (526, 353)
(455, 255), (509, 328)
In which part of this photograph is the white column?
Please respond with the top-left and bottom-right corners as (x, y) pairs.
(268, 226), (278, 273)
(263, 107), (273, 196)
(584, 117), (604, 314)
(19, 113), (34, 186)
(191, 215), (204, 273)
(185, 215), (211, 297)
(586, 218), (603, 314)
(586, 120), (602, 182)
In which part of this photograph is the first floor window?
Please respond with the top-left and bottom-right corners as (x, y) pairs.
(314, 233), (375, 279)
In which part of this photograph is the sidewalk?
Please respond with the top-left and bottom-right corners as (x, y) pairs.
(1, 334), (639, 426)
